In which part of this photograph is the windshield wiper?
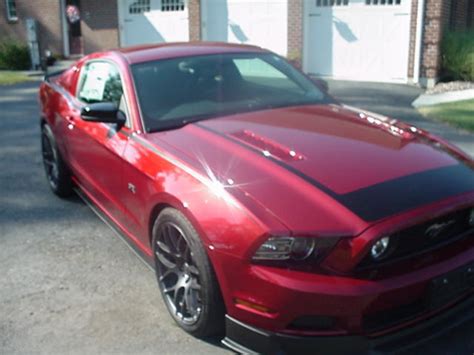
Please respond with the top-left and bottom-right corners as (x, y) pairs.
(146, 114), (217, 133)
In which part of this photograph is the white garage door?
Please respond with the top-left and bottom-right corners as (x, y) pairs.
(201, 0), (288, 56)
(304, 0), (412, 83)
(118, 0), (189, 47)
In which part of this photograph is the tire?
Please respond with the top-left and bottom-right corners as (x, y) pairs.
(41, 123), (73, 198)
(152, 208), (225, 337)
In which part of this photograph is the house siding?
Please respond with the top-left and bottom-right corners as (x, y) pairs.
(80, 0), (119, 54)
(0, 0), (63, 55)
(1, 0), (471, 87)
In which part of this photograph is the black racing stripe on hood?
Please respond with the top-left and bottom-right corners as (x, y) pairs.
(339, 164), (474, 221)
(196, 123), (474, 221)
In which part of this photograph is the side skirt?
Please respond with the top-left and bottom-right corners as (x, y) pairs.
(74, 186), (155, 271)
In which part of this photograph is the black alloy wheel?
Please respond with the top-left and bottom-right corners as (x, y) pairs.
(41, 124), (72, 197)
(42, 127), (59, 190)
(152, 208), (225, 337)
(155, 221), (203, 325)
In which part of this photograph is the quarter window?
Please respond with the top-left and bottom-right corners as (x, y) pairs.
(5, 0), (18, 21)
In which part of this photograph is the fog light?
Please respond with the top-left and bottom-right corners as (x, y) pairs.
(371, 236), (390, 260)
(469, 208), (474, 227)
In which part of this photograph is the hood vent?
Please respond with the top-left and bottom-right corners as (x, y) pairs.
(231, 130), (305, 162)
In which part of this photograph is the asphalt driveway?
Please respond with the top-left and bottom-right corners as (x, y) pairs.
(0, 79), (473, 354)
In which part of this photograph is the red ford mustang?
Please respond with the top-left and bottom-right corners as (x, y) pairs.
(39, 43), (474, 354)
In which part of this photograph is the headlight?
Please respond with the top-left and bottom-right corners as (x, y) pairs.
(469, 208), (474, 227)
(371, 236), (391, 260)
(252, 236), (338, 262)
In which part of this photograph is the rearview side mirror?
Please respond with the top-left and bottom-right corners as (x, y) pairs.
(80, 102), (126, 128)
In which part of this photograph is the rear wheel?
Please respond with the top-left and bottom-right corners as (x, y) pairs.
(152, 208), (225, 337)
(41, 123), (72, 197)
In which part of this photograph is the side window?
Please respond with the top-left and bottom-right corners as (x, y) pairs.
(78, 61), (123, 106)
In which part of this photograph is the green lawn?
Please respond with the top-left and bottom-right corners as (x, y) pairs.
(418, 99), (474, 132)
(0, 71), (33, 85)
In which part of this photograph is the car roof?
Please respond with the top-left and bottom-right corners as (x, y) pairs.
(113, 42), (268, 64)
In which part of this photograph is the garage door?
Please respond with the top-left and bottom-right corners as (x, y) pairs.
(304, 0), (412, 83)
(201, 0), (287, 56)
(118, 0), (189, 47)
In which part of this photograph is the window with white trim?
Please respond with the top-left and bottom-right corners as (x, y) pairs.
(129, 0), (150, 14)
(5, 0), (18, 21)
(365, 0), (402, 5)
(316, 0), (349, 7)
(161, 0), (185, 12)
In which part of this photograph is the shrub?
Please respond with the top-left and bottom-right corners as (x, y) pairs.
(0, 40), (31, 70)
(441, 31), (474, 82)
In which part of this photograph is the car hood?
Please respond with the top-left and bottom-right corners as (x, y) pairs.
(147, 104), (474, 234)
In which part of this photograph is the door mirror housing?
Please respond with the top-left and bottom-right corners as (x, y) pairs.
(80, 102), (126, 127)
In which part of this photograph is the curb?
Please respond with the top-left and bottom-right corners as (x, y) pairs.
(412, 89), (474, 108)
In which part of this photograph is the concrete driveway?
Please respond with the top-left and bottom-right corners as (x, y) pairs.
(0, 79), (473, 354)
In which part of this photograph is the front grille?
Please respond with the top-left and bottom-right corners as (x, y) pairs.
(363, 299), (425, 332)
(363, 261), (474, 332)
(287, 315), (336, 331)
(357, 208), (473, 271)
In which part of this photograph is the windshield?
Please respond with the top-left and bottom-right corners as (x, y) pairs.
(131, 53), (330, 132)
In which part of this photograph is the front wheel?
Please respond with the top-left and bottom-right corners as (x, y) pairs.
(152, 208), (225, 337)
(41, 123), (72, 197)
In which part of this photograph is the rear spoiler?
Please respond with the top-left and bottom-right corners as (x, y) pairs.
(44, 69), (65, 82)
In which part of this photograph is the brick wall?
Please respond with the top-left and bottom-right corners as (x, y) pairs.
(80, 0), (119, 54)
(287, 0), (303, 66)
(188, 0), (201, 41)
(420, 0), (448, 84)
(407, 0), (419, 79)
(0, 0), (63, 55)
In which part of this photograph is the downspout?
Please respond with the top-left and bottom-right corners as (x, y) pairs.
(413, 0), (425, 84)
(60, 0), (70, 58)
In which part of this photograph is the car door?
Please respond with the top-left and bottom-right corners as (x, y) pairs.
(65, 60), (130, 221)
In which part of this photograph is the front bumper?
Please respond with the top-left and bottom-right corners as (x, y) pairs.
(215, 248), (474, 336)
(222, 294), (474, 354)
